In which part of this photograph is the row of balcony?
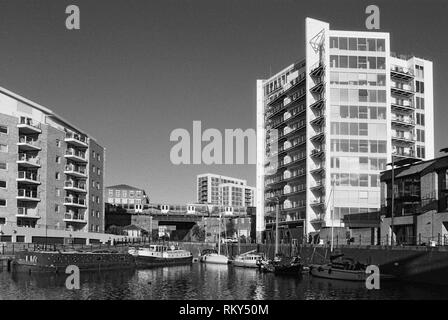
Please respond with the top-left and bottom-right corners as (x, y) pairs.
(391, 83), (414, 97)
(65, 131), (88, 148)
(17, 171), (40, 184)
(65, 149), (87, 162)
(17, 117), (42, 134)
(390, 65), (414, 82)
(18, 135), (41, 151)
(17, 189), (39, 201)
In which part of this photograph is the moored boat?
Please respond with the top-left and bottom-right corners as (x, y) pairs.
(309, 254), (368, 281)
(12, 249), (135, 273)
(200, 249), (229, 264)
(128, 244), (193, 268)
(259, 254), (303, 275)
(231, 250), (264, 268)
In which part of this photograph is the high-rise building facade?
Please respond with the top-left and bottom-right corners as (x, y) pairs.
(0, 86), (105, 236)
(196, 173), (255, 207)
(256, 18), (434, 242)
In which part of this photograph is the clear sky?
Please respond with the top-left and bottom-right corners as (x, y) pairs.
(0, 0), (446, 203)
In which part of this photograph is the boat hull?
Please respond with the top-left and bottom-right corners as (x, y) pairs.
(232, 260), (260, 268)
(200, 254), (229, 264)
(309, 264), (367, 281)
(11, 251), (135, 274)
(134, 255), (193, 268)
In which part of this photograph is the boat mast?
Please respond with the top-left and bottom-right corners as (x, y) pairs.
(275, 196), (279, 256)
(218, 175), (222, 255)
(330, 178), (335, 253)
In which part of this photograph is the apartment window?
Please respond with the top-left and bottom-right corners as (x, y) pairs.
(0, 162), (6, 170)
(56, 188), (61, 197)
(91, 209), (95, 217)
(0, 180), (6, 189)
(55, 204), (60, 213)
(92, 165), (96, 173)
(96, 225), (99, 232)
(0, 144), (8, 153)
(56, 156), (61, 164)
(416, 81), (424, 94)
(96, 196), (100, 204)
(92, 180), (96, 188)
(0, 125), (7, 134)
(97, 168), (101, 175)
(108, 189), (113, 197)
(55, 172), (60, 180)
(129, 191), (135, 197)
(115, 190), (120, 197)
(416, 113), (425, 126)
(0, 199), (6, 207)
(96, 182), (100, 190)
(122, 190), (127, 198)
(56, 139), (61, 147)
(97, 154), (101, 161)
(416, 65), (424, 78)
(96, 211), (100, 218)
(92, 151), (96, 158)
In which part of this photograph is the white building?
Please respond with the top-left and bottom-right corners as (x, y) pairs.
(256, 18), (434, 243)
(196, 173), (255, 207)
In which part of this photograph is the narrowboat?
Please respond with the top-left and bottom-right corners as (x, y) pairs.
(11, 249), (135, 273)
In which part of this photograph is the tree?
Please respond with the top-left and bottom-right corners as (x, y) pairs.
(191, 224), (206, 242)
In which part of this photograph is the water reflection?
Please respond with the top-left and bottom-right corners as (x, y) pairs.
(1, 263), (448, 300)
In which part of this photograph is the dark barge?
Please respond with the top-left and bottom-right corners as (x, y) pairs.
(11, 249), (135, 273)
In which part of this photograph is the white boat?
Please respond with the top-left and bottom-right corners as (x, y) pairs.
(232, 250), (264, 268)
(201, 192), (230, 265)
(201, 252), (229, 264)
(129, 244), (193, 268)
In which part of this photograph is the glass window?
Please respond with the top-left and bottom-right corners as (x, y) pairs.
(330, 72), (339, 84)
(377, 107), (386, 119)
(360, 174), (369, 187)
(349, 38), (357, 50)
(367, 57), (376, 69)
(349, 105), (358, 118)
(331, 122), (339, 135)
(340, 89), (348, 102)
(359, 123), (368, 136)
(341, 174), (350, 186)
(340, 139), (349, 152)
(377, 74), (386, 86)
(359, 140), (369, 152)
(340, 56), (348, 68)
(378, 141), (387, 153)
(358, 56), (367, 69)
(370, 175), (378, 187)
(349, 122), (359, 136)
(369, 90), (377, 102)
(377, 90), (386, 102)
(360, 157), (369, 170)
(359, 106), (368, 119)
(339, 37), (348, 50)
(376, 39), (385, 51)
(367, 38), (376, 51)
(359, 89), (368, 102)
(350, 173), (359, 186)
(330, 37), (338, 49)
(349, 139), (358, 152)
(0, 144), (7, 153)
(0, 126), (7, 134)
(358, 38), (367, 51)
(340, 105), (349, 118)
(370, 107), (377, 119)
(330, 55), (339, 68)
(358, 73), (367, 85)
(340, 123), (349, 135)
(377, 57), (385, 69)
(349, 56), (357, 68)
(339, 72), (348, 84)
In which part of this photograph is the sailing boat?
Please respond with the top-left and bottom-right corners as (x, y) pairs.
(259, 197), (303, 274)
(200, 177), (229, 265)
(309, 179), (369, 281)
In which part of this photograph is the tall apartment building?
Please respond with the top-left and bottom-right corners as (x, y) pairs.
(196, 173), (255, 207)
(0, 86), (105, 240)
(256, 18), (434, 242)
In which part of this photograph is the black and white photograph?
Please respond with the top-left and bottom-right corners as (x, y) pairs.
(0, 0), (447, 310)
